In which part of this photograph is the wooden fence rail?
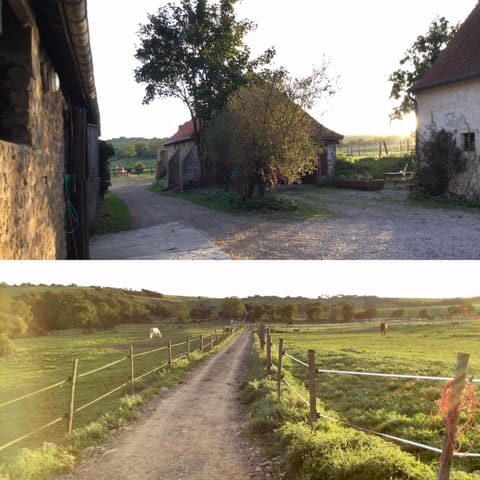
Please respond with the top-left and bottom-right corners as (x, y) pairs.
(263, 331), (479, 480)
(0, 327), (235, 453)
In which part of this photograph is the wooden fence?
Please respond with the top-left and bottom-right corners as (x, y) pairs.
(0, 327), (235, 453)
(338, 141), (415, 157)
(261, 329), (480, 480)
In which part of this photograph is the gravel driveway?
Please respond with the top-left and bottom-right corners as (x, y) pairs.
(58, 332), (271, 480)
(104, 180), (480, 259)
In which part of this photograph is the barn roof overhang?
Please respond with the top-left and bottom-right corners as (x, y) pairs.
(24, 0), (100, 127)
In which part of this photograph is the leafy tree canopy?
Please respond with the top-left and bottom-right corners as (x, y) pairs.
(388, 16), (459, 120)
(205, 66), (336, 198)
(134, 0), (273, 125)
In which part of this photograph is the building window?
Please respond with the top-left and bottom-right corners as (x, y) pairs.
(0, 1), (32, 144)
(462, 132), (475, 152)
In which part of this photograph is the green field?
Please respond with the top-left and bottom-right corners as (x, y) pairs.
(0, 323), (229, 459)
(265, 320), (480, 476)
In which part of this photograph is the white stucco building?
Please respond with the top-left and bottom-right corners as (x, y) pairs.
(411, 1), (480, 199)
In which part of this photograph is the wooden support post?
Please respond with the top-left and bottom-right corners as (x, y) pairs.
(129, 345), (134, 394)
(168, 340), (172, 371)
(277, 338), (284, 398)
(200, 334), (204, 353)
(187, 336), (191, 358)
(210, 335), (214, 350)
(308, 349), (317, 426)
(266, 328), (272, 377)
(67, 358), (78, 434)
(437, 352), (470, 480)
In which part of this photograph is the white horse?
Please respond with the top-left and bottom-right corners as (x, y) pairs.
(149, 327), (162, 339)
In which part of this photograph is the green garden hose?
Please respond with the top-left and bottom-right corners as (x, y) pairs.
(64, 174), (80, 234)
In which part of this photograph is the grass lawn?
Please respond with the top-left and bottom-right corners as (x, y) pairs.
(148, 185), (329, 220)
(266, 320), (480, 475)
(92, 192), (133, 235)
(0, 323), (228, 459)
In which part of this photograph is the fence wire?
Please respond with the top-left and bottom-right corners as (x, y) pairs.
(274, 346), (480, 459)
(0, 327), (234, 453)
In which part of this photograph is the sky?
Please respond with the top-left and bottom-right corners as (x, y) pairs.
(87, 0), (476, 140)
(1, 261), (479, 299)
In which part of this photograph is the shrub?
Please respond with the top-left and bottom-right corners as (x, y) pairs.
(279, 422), (434, 480)
(0, 443), (74, 480)
(134, 161), (145, 174)
(417, 127), (465, 196)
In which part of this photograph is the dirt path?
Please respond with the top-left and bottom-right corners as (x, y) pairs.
(107, 181), (480, 259)
(58, 332), (268, 480)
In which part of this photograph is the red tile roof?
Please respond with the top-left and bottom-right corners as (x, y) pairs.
(411, 2), (480, 92)
(164, 119), (198, 146)
(311, 119), (344, 142)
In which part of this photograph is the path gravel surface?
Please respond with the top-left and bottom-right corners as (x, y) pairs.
(91, 180), (480, 259)
(58, 332), (272, 480)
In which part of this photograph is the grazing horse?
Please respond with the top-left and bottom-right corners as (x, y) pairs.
(149, 327), (162, 339)
(380, 322), (388, 336)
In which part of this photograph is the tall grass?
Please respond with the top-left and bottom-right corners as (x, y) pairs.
(242, 322), (480, 479)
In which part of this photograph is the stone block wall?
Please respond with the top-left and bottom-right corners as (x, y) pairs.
(0, 12), (67, 259)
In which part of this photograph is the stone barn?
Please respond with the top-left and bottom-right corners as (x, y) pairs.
(307, 118), (343, 183)
(157, 119), (200, 191)
(411, 1), (480, 200)
(0, 0), (101, 259)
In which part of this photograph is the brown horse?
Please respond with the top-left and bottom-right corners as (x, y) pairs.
(380, 322), (388, 336)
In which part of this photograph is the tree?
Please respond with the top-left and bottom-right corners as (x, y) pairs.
(176, 304), (189, 322)
(278, 303), (297, 323)
(121, 143), (137, 158)
(98, 140), (114, 199)
(391, 308), (405, 318)
(134, 0), (273, 180)
(306, 303), (324, 322)
(205, 66), (335, 198)
(388, 17), (459, 120)
(341, 303), (355, 322)
(0, 293), (32, 338)
(262, 304), (277, 322)
(220, 297), (246, 320)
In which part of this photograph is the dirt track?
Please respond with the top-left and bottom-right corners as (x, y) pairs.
(108, 180), (480, 259)
(58, 332), (269, 480)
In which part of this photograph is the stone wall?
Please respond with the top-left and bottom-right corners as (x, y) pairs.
(416, 78), (480, 200)
(0, 13), (66, 259)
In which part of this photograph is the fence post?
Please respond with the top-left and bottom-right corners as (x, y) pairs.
(266, 328), (272, 377)
(437, 352), (470, 480)
(200, 334), (204, 353)
(187, 336), (191, 358)
(210, 335), (214, 350)
(277, 338), (284, 398)
(168, 340), (172, 371)
(308, 349), (317, 426)
(67, 358), (78, 434)
(129, 345), (134, 394)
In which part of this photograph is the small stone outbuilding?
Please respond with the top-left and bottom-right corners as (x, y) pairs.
(307, 118), (343, 182)
(411, 1), (480, 199)
(157, 120), (200, 192)
(0, 0), (100, 259)
(157, 117), (342, 189)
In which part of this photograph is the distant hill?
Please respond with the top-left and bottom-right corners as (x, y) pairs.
(106, 137), (167, 161)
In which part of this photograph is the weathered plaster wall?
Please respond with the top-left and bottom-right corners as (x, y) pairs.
(326, 143), (336, 177)
(416, 78), (480, 199)
(0, 24), (66, 259)
(160, 140), (200, 190)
